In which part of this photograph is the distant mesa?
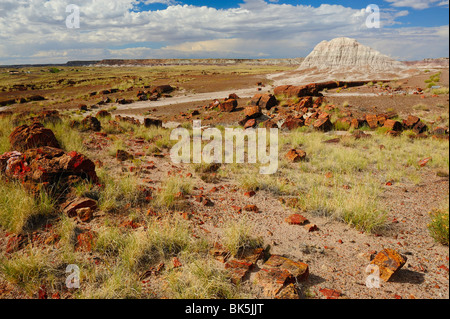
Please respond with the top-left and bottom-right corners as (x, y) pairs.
(298, 37), (408, 72)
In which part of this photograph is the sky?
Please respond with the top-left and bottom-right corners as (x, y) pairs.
(0, 0), (448, 65)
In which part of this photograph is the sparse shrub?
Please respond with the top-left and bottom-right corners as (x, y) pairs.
(334, 119), (351, 131)
(432, 87), (449, 95)
(413, 104), (431, 111)
(428, 209), (449, 245)
(49, 67), (61, 73)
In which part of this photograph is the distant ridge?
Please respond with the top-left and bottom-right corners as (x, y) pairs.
(1, 58), (304, 69)
(94, 58), (304, 66)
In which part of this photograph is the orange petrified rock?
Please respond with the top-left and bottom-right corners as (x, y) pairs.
(370, 248), (407, 282)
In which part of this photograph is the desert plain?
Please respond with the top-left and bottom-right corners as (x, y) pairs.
(0, 45), (448, 300)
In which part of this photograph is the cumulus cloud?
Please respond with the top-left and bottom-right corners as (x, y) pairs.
(0, 0), (448, 64)
(385, 0), (449, 9)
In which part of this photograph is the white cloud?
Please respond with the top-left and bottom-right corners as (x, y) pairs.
(385, 0), (449, 9)
(0, 0), (448, 64)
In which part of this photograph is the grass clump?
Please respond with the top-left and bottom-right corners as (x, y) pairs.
(166, 255), (240, 299)
(97, 168), (146, 212)
(0, 181), (55, 233)
(153, 176), (192, 210)
(120, 218), (195, 271)
(0, 247), (63, 294)
(428, 209), (449, 246)
(222, 219), (263, 257)
(0, 116), (14, 153)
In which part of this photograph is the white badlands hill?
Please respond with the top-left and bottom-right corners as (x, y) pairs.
(298, 37), (408, 72)
(270, 37), (415, 85)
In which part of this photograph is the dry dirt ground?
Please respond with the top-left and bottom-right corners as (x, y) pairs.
(0, 64), (448, 299)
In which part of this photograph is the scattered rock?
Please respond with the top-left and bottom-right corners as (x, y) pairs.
(314, 117), (333, 132)
(285, 149), (306, 162)
(225, 259), (253, 284)
(151, 85), (174, 95)
(319, 288), (342, 299)
(369, 248), (407, 282)
(80, 116), (101, 132)
(62, 198), (98, 218)
(144, 118), (162, 128)
(96, 110), (111, 118)
(219, 99), (237, 112)
(244, 119), (257, 129)
(244, 204), (259, 213)
(255, 255), (309, 297)
(383, 119), (402, 132)
(285, 214), (308, 225)
(244, 105), (262, 119)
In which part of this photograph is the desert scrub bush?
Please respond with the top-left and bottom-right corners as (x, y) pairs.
(97, 168), (146, 212)
(428, 209), (449, 246)
(334, 119), (351, 131)
(153, 176), (192, 210)
(431, 87), (449, 95)
(0, 181), (55, 233)
(222, 219), (263, 256)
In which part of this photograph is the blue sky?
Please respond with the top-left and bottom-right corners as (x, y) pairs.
(0, 0), (448, 64)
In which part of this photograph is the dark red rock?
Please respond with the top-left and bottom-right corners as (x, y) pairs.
(9, 123), (60, 151)
(62, 198), (98, 218)
(219, 99), (237, 112)
(314, 117), (333, 132)
(244, 119), (257, 129)
(285, 214), (308, 225)
(383, 119), (403, 132)
(285, 149), (306, 162)
(80, 116), (101, 132)
(258, 94), (278, 110)
(144, 118), (162, 128)
(281, 117), (303, 131)
(244, 105), (262, 119)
